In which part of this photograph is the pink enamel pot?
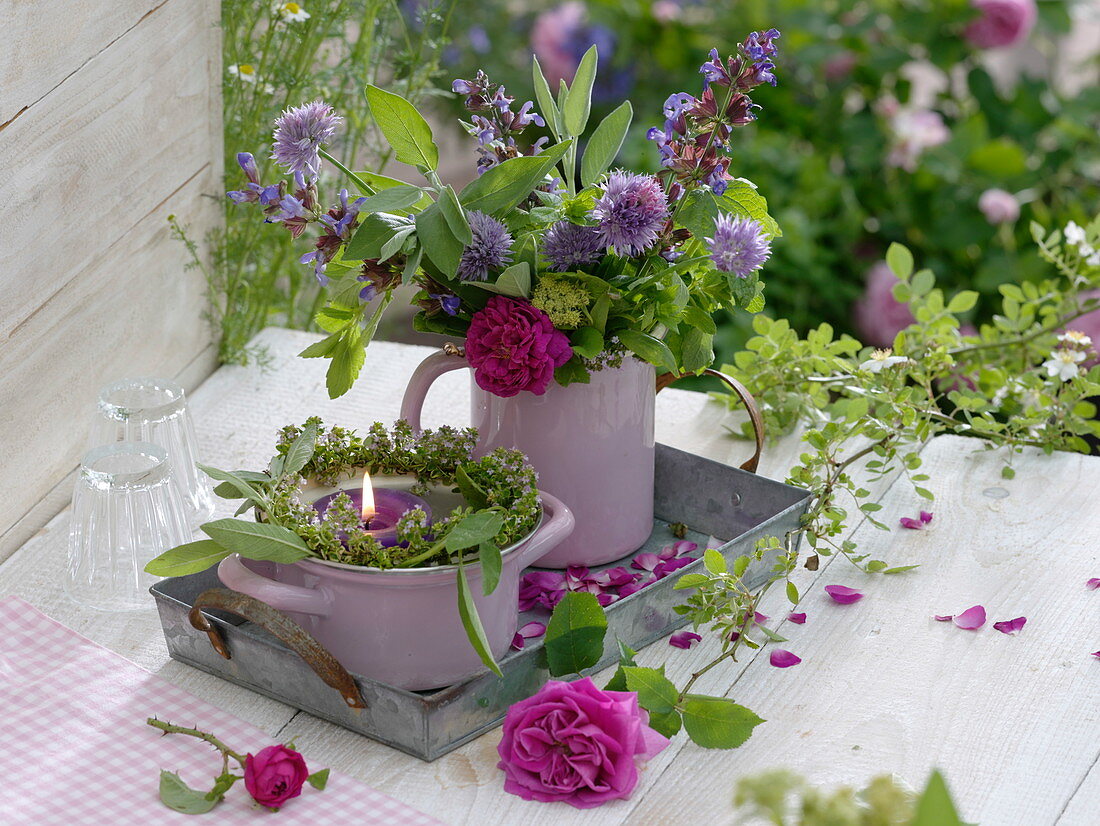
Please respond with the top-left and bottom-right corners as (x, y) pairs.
(217, 491), (573, 691)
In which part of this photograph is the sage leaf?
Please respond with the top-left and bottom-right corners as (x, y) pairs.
(544, 592), (608, 677)
(364, 85), (439, 170)
(681, 695), (763, 749)
(356, 185), (425, 214)
(201, 519), (312, 563)
(415, 201), (465, 274)
(467, 262), (530, 298)
(459, 142), (571, 216)
(145, 539), (230, 577)
(456, 562), (503, 677)
(158, 770), (220, 815)
(617, 329), (678, 373)
(562, 45), (598, 136)
(198, 465), (265, 505)
(439, 184), (472, 245)
(444, 510), (504, 553)
(532, 56), (560, 139)
(580, 101), (632, 187)
(344, 212), (412, 261)
(281, 420), (319, 477)
(479, 540), (502, 596)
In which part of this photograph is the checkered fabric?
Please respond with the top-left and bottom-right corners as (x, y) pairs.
(0, 596), (441, 825)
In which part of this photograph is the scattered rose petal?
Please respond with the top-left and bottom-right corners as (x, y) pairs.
(510, 621), (547, 650)
(920, 511), (934, 524)
(824, 585), (864, 604)
(593, 566), (636, 589)
(788, 612), (807, 624)
(518, 571), (565, 611)
(754, 612), (769, 624)
(630, 553), (662, 573)
(899, 517), (923, 530)
(670, 540), (699, 556)
(669, 631), (702, 650)
(1092, 651), (1100, 659)
(1087, 578), (1100, 591)
(933, 614), (954, 622)
(770, 649), (802, 668)
(993, 616), (1027, 635)
(952, 605), (986, 630)
(654, 557), (693, 578)
(618, 580), (648, 598)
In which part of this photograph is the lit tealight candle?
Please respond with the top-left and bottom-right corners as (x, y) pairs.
(311, 470), (431, 548)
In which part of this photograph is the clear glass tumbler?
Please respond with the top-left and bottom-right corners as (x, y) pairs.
(65, 442), (192, 610)
(91, 377), (215, 525)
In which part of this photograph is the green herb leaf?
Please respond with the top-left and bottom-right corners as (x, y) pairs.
(681, 695), (764, 749)
(555, 356), (592, 387)
(563, 45), (598, 136)
(158, 770), (220, 814)
(357, 185), (425, 214)
(544, 592), (608, 677)
(326, 330), (367, 399)
(912, 770), (963, 826)
(703, 547), (727, 574)
(282, 421), (319, 477)
(443, 510), (505, 553)
(580, 101), (632, 187)
(145, 539), (231, 577)
(680, 326), (714, 374)
(201, 519), (312, 563)
(479, 540), (502, 596)
(531, 56), (560, 139)
(198, 464), (266, 505)
(415, 201), (465, 274)
(364, 85), (439, 170)
(886, 242), (914, 280)
(618, 329), (677, 373)
(468, 262), (531, 297)
(306, 768), (330, 791)
(298, 332), (343, 359)
(344, 212), (413, 261)
(454, 465), (490, 510)
(456, 562), (503, 677)
(786, 581), (800, 604)
(569, 326), (605, 359)
(439, 185), (472, 245)
(623, 665), (679, 714)
(459, 142), (571, 216)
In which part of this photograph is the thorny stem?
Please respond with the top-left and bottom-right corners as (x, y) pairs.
(147, 718), (247, 766)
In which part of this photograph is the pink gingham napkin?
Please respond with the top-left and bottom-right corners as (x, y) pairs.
(0, 596), (441, 825)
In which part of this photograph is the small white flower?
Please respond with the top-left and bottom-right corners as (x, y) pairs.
(1042, 348), (1085, 382)
(275, 2), (310, 21)
(860, 348), (911, 373)
(1065, 221), (1087, 247)
(227, 63), (258, 84)
(1058, 330), (1093, 349)
(1088, 250), (1100, 267)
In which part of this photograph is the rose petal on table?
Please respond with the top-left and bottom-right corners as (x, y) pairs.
(952, 605), (986, 630)
(899, 517), (923, 530)
(770, 649), (802, 668)
(1092, 651), (1100, 659)
(754, 611), (769, 624)
(933, 614), (954, 622)
(618, 579), (649, 598)
(824, 585), (864, 604)
(993, 616), (1026, 635)
(920, 510), (934, 524)
(669, 631), (702, 649)
(787, 612), (807, 624)
(671, 540), (699, 556)
(631, 553), (662, 572)
(511, 621), (547, 650)
(1087, 578), (1100, 590)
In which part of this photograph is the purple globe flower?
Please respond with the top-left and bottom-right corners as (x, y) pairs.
(591, 171), (669, 257)
(705, 215), (771, 278)
(457, 211), (513, 281)
(270, 100), (342, 179)
(542, 222), (604, 271)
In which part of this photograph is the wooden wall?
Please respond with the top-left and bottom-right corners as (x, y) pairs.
(0, 0), (223, 561)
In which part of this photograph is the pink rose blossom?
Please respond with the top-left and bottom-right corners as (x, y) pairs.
(854, 261), (916, 347)
(465, 296), (573, 397)
(978, 188), (1020, 224)
(885, 107), (950, 172)
(243, 744), (310, 810)
(964, 0), (1037, 49)
(770, 649), (802, 668)
(497, 677), (668, 808)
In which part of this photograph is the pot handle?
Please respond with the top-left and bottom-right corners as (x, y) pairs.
(188, 587), (366, 710)
(399, 344), (469, 434)
(656, 369), (765, 474)
(217, 554), (332, 617)
(519, 491), (575, 567)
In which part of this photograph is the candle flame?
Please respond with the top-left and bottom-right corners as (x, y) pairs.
(360, 469), (376, 522)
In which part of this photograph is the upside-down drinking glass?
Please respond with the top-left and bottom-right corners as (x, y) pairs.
(65, 442), (192, 610)
(91, 377), (215, 525)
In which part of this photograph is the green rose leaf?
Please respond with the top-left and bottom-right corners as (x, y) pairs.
(544, 591), (608, 677)
(443, 510), (505, 553)
(603, 638), (638, 691)
(562, 45), (598, 136)
(580, 101), (632, 187)
(646, 709), (683, 739)
(158, 770), (221, 815)
(459, 142), (571, 216)
(681, 695), (764, 749)
(617, 329), (677, 373)
(456, 562), (503, 677)
(364, 85), (439, 170)
(886, 242), (914, 280)
(623, 665), (679, 715)
(201, 519), (312, 563)
(145, 539), (231, 577)
(306, 768), (330, 792)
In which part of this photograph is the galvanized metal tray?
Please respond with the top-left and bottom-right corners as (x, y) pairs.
(151, 442), (811, 761)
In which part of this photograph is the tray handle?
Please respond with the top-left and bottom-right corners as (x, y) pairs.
(656, 369), (765, 474)
(188, 588), (367, 710)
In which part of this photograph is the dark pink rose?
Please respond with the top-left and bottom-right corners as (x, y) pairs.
(853, 261), (915, 348)
(964, 0), (1036, 49)
(243, 744), (309, 810)
(497, 677), (669, 808)
(465, 296), (573, 397)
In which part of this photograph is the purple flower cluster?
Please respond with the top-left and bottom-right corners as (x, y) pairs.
(452, 71), (546, 175)
(705, 214), (771, 278)
(300, 188), (367, 284)
(647, 32), (780, 195)
(590, 171), (670, 257)
(518, 540), (699, 611)
(542, 221), (604, 271)
(270, 100), (342, 180)
(457, 211), (514, 281)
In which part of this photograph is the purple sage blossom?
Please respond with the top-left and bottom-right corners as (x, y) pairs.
(591, 171), (669, 257)
(705, 215), (771, 278)
(270, 100), (342, 179)
(543, 222), (604, 271)
(457, 211), (513, 281)
(430, 294), (460, 316)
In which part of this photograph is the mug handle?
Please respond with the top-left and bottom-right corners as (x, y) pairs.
(656, 368), (765, 474)
(399, 344), (469, 434)
(188, 587), (365, 710)
(518, 491), (575, 568)
(217, 554), (332, 617)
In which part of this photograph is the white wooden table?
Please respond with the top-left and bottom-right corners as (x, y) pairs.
(3, 327), (1098, 825)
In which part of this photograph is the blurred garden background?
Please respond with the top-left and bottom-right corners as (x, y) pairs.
(207, 0), (1100, 367)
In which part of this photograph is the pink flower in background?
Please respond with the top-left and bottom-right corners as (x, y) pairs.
(497, 677), (669, 808)
(530, 2), (586, 87)
(465, 296), (573, 397)
(243, 745), (310, 810)
(824, 585), (864, 604)
(770, 649), (802, 668)
(823, 51), (858, 81)
(884, 106), (950, 172)
(978, 188), (1020, 224)
(854, 261), (916, 347)
(1064, 290), (1100, 367)
(964, 0), (1037, 49)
